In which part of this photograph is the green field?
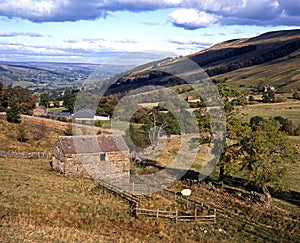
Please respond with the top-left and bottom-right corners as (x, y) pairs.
(239, 100), (300, 126)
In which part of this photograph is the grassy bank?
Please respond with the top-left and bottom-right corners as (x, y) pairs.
(0, 158), (299, 242)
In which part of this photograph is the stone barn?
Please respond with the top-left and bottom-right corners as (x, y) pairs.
(52, 135), (130, 182)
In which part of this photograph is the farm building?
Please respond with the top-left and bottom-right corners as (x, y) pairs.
(33, 106), (48, 117)
(73, 109), (110, 122)
(52, 135), (130, 182)
(48, 112), (71, 120)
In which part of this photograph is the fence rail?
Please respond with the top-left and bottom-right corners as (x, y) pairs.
(94, 180), (217, 223)
(97, 179), (140, 204)
(160, 188), (213, 212)
(136, 207), (216, 222)
(135, 208), (177, 218)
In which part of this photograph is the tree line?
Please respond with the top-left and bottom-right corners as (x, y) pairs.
(127, 84), (298, 207)
(0, 82), (36, 123)
(206, 40), (300, 77)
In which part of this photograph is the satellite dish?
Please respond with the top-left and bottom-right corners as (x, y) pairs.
(181, 189), (191, 197)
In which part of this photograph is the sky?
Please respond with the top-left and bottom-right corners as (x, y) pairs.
(0, 0), (299, 65)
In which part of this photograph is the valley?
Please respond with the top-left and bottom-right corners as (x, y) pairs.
(0, 29), (300, 242)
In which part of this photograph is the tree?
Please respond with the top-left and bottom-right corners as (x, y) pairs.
(10, 86), (36, 114)
(217, 84), (248, 116)
(273, 116), (293, 135)
(63, 90), (76, 112)
(250, 116), (264, 131)
(0, 82), (4, 112)
(40, 93), (50, 108)
(241, 119), (298, 207)
(6, 101), (21, 123)
(216, 84), (248, 185)
(0, 85), (36, 115)
(127, 124), (151, 149)
(217, 117), (250, 186)
(262, 86), (275, 103)
(16, 124), (28, 142)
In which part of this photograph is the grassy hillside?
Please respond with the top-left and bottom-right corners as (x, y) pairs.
(0, 118), (64, 152)
(104, 29), (300, 94)
(0, 158), (299, 242)
(0, 114), (299, 242)
(213, 49), (300, 92)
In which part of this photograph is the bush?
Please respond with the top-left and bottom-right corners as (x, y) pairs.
(274, 116), (293, 135)
(248, 95), (255, 102)
(292, 92), (300, 100)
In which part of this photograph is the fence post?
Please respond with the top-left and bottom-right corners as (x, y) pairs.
(132, 182), (135, 194)
(194, 208), (197, 220)
(214, 208), (216, 223)
(156, 209), (159, 218)
(175, 209), (178, 222)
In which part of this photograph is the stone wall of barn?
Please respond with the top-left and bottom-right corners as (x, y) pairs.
(52, 141), (66, 174)
(106, 151), (130, 173)
(52, 144), (130, 182)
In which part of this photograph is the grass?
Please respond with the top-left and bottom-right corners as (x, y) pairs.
(153, 138), (209, 172)
(1, 158), (300, 242)
(289, 136), (300, 144)
(0, 159), (170, 242)
(239, 100), (300, 126)
(213, 49), (300, 92)
(0, 102), (300, 242)
(0, 119), (63, 152)
(47, 107), (66, 113)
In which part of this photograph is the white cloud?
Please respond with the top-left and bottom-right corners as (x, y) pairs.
(0, 0), (298, 27)
(186, 0), (246, 13)
(169, 36), (213, 46)
(169, 8), (220, 29)
(0, 30), (44, 37)
(0, 37), (173, 64)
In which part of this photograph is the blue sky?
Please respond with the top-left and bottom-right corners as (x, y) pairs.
(0, 0), (299, 64)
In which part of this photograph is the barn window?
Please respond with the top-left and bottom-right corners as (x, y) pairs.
(100, 153), (106, 161)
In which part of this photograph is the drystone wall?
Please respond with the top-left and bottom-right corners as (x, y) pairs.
(52, 145), (130, 181)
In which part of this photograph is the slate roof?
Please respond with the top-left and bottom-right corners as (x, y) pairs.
(48, 112), (71, 119)
(73, 109), (95, 119)
(56, 135), (129, 154)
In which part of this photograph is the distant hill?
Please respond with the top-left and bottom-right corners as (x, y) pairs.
(0, 62), (135, 92)
(105, 29), (300, 93)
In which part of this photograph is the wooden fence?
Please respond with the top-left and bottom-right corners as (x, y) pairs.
(160, 189), (213, 212)
(97, 179), (140, 204)
(135, 207), (216, 222)
(135, 208), (177, 219)
(95, 180), (217, 223)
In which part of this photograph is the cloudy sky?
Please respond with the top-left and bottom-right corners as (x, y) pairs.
(0, 0), (299, 64)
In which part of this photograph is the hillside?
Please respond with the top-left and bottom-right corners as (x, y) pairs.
(0, 62), (135, 92)
(105, 29), (300, 93)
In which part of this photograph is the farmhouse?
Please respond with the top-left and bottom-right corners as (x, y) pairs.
(52, 135), (130, 181)
(73, 109), (110, 122)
